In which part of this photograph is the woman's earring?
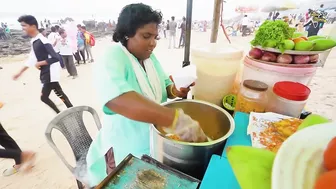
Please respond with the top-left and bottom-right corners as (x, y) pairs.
(125, 36), (129, 40)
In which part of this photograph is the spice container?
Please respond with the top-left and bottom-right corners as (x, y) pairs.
(235, 80), (268, 114)
(267, 81), (311, 118)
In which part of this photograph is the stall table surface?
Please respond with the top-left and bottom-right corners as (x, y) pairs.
(200, 112), (251, 189)
(96, 112), (250, 189)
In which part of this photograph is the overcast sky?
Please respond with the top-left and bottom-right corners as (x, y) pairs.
(3, 0), (223, 20)
(2, 0), (327, 22)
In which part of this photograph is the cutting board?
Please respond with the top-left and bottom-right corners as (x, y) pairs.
(96, 154), (200, 189)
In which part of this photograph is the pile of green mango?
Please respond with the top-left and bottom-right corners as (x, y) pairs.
(295, 36), (336, 51)
(289, 32), (336, 51)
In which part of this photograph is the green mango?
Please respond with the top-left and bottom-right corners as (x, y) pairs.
(298, 114), (330, 130)
(294, 41), (316, 51)
(283, 39), (295, 50)
(293, 32), (306, 38)
(308, 36), (326, 41)
(312, 39), (336, 51)
(264, 40), (277, 48)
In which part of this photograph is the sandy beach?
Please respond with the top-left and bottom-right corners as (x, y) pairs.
(0, 30), (335, 188)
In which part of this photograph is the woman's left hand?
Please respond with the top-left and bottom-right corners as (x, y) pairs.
(170, 76), (195, 98)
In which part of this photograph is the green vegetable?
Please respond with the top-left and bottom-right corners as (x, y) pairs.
(251, 20), (296, 53)
(293, 32), (307, 38)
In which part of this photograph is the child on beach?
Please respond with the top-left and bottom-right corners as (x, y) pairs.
(13, 15), (73, 114)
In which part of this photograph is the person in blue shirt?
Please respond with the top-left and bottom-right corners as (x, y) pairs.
(74, 24), (86, 65)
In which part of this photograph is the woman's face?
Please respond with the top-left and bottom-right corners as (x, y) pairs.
(127, 22), (158, 60)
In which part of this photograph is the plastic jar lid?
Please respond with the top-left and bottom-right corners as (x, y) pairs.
(243, 80), (268, 92)
(273, 81), (311, 101)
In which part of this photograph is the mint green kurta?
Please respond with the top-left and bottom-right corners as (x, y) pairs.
(86, 44), (173, 187)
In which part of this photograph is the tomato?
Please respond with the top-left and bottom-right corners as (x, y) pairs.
(324, 137), (336, 171)
(314, 170), (336, 189)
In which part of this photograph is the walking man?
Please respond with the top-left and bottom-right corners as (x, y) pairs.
(80, 26), (94, 62)
(168, 16), (177, 49)
(179, 17), (186, 48)
(59, 30), (78, 79)
(13, 15), (73, 114)
(162, 21), (166, 38)
(48, 26), (64, 68)
(241, 15), (249, 37)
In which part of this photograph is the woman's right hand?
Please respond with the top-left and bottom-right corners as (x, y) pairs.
(164, 109), (208, 143)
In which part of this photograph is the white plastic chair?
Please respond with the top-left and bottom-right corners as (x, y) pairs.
(45, 106), (102, 189)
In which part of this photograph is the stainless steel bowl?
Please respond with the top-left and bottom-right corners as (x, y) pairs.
(150, 99), (235, 179)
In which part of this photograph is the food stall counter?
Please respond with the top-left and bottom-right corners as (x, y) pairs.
(200, 112), (251, 189)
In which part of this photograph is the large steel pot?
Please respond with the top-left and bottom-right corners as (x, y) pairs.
(150, 100), (235, 179)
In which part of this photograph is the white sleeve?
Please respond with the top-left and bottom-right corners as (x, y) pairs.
(40, 35), (52, 45)
(47, 34), (54, 43)
(24, 50), (37, 67)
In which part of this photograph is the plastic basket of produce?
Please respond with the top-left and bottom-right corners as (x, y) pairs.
(248, 48), (323, 67)
(253, 46), (326, 55)
(246, 55), (322, 68)
(249, 20), (336, 67)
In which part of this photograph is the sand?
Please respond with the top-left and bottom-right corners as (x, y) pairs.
(0, 30), (335, 189)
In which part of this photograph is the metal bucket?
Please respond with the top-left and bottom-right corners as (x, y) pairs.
(150, 100), (235, 179)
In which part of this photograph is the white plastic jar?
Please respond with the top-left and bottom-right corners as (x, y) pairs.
(267, 81), (311, 118)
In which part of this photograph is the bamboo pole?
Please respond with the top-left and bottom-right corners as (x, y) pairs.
(210, 0), (223, 43)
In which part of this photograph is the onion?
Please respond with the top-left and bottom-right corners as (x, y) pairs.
(261, 52), (277, 62)
(249, 48), (263, 59)
(293, 55), (310, 64)
(309, 54), (319, 63)
(277, 54), (293, 64)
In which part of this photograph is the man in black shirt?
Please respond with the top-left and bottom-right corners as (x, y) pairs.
(13, 15), (73, 114)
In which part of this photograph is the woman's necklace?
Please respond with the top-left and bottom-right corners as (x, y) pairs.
(312, 21), (318, 29)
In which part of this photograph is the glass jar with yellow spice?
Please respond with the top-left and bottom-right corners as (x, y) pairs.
(235, 80), (268, 114)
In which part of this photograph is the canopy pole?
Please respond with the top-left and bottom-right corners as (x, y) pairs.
(183, 0), (193, 68)
(210, 0), (223, 43)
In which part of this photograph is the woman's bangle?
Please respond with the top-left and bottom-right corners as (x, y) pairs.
(170, 109), (179, 129)
(170, 84), (178, 98)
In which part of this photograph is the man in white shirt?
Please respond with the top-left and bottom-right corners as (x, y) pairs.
(241, 15), (249, 37)
(13, 15), (73, 114)
(168, 16), (177, 49)
(59, 30), (78, 79)
(48, 26), (64, 68)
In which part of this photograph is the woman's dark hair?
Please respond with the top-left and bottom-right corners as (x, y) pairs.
(51, 26), (56, 32)
(17, 15), (38, 29)
(113, 3), (162, 46)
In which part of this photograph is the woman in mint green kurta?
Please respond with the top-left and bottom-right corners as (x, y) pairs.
(86, 3), (207, 187)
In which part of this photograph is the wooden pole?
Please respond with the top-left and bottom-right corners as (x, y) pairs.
(210, 0), (222, 43)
